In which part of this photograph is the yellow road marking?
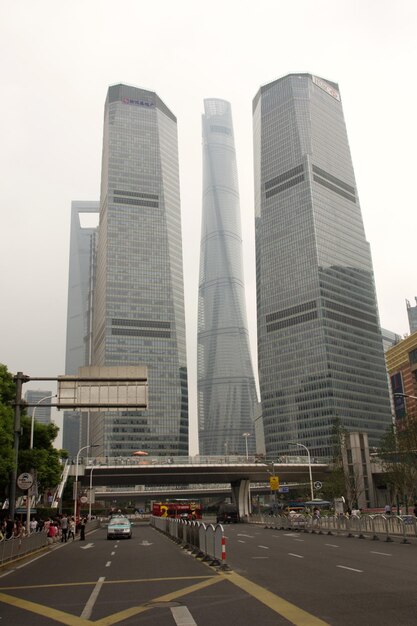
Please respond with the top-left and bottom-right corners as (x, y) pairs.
(0, 570), (330, 626)
(221, 571), (330, 626)
(0, 592), (91, 626)
(0, 575), (213, 591)
(93, 576), (223, 626)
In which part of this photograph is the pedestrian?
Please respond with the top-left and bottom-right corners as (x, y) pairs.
(60, 514), (68, 542)
(30, 517), (38, 534)
(384, 503), (391, 515)
(68, 517), (76, 540)
(79, 517), (86, 541)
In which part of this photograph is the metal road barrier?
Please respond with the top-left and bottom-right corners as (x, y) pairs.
(150, 516), (228, 568)
(0, 531), (49, 565)
(249, 512), (417, 543)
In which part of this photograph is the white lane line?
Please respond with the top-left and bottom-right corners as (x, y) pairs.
(237, 533), (254, 538)
(111, 551), (116, 555)
(370, 551), (392, 556)
(272, 534), (281, 538)
(80, 576), (105, 619)
(252, 556), (269, 559)
(288, 553), (304, 559)
(258, 545), (269, 549)
(325, 544), (339, 548)
(337, 565), (363, 573)
(171, 606), (197, 625)
(105, 561), (111, 567)
(283, 533), (298, 537)
(293, 539), (304, 542)
(238, 540), (246, 543)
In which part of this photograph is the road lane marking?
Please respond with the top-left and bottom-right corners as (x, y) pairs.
(288, 553), (304, 559)
(238, 540), (246, 543)
(237, 533), (254, 538)
(258, 545), (269, 549)
(171, 605), (197, 625)
(105, 561), (111, 567)
(111, 552), (115, 556)
(94, 575), (223, 625)
(252, 556), (269, 559)
(370, 551), (392, 556)
(223, 571), (330, 626)
(81, 576), (105, 620)
(293, 539), (304, 542)
(0, 592), (91, 625)
(325, 544), (339, 548)
(80, 543), (94, 550)
(337, 565), (363, 573)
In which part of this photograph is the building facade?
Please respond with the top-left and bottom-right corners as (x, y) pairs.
(63, 201), (99, 457)
(25, 390), (52, 426)
(406, 298), (417, 334)
(386, 331), (417, 427)
(91, 84), (188, 457)
(198, 99), (257, 456)
(253, 73), (392, 460)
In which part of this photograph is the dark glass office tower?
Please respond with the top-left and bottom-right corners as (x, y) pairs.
(198, 99), (257, 456)
(253, 74), (391, 459)
(91, 84), (188, 456)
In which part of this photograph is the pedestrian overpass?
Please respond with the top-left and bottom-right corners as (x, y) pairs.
(72, 456), (331, 517)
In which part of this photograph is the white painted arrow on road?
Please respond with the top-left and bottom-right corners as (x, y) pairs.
(80, 543), (94, 550)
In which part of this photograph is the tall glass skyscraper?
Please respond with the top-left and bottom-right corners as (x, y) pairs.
(91, 84), (188, 457)
(64, 201), (99, 457)
(198, 99), (257, 456)
(253, 74), (392, 460)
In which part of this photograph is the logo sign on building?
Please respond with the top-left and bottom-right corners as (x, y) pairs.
(269, 475), (280, 491)
(17, 472), (34, 491)
(312, 75), (341, 101)
(122, 97), (154, 108)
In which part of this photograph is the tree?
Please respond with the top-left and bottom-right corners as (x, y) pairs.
(379, 420), (417, 511)
(0, 364), (15, 497)
(0, 363), (62, 501)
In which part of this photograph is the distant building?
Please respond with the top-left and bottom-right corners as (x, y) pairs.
(406, 298), (417, 334)
(198, 99), (258, 456)
(381, 328), (402, 353)
(253, 73), (392, 460)
(63, 201), (99, 457)
(25, 390), (52, 425)
(386, 332), (417, 428)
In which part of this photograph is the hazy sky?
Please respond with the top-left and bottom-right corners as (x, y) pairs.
(1, 1), (416, 453)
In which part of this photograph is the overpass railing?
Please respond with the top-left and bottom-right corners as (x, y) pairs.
(250, 512), (417, 543)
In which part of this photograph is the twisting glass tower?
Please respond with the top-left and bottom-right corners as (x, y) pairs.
(253, 74), (391, 461)
(198, 98), (257, 456)
(91, 84), (188, 457)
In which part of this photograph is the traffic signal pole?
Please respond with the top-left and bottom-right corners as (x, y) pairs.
(10, 372), (28, 519)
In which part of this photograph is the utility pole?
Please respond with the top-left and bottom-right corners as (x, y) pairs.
(10, 372), (29, 519)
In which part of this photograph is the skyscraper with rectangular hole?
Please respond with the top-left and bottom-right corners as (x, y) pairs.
(253, 74), (391, 459)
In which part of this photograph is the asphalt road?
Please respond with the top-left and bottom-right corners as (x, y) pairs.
(0, 521), (416, 625)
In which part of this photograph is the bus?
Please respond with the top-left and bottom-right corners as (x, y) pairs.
(152, 500), (202, 520)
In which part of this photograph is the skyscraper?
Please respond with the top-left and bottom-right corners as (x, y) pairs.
(63, 201), (99, 457)
(90, 84), (188, 457)
(198, 99), (257, 456)
(253, 74), (392, 459)
(25, 390), (52, 426)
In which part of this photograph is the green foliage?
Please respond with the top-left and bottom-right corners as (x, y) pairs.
(0, 365), (15, 495)
(0, 363), (62, 498)
(379, 420), (417, 508)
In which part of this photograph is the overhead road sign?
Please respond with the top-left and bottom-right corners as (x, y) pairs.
(57, 366), (148, 410)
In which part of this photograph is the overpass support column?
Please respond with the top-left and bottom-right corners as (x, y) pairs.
(231, 480), (251, 518)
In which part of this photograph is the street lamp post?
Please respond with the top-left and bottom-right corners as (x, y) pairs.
(242, 432), (251, 460)
(27, 394), (56, 533)
(74, 444), (98, 523)
(289, 441), (314, 502)
(88, 465), (96, 520)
